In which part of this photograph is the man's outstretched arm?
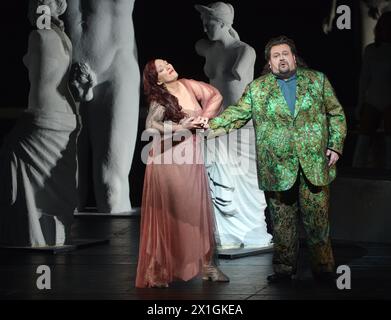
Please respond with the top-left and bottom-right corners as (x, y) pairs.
(208, 84), (253, 133)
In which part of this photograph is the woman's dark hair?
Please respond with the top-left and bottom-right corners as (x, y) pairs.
(142, 60), (187, 123)
(375, 12), (391, 45)
(261, 35), (308, 75)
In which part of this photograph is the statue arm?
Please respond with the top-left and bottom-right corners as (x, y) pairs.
(195, 39), (210, 57)
(27, 30), (62, 80)
(64, 0), (82, 25)
(322, 0), (337, 34)
(186, 79), (223, 118)
(231, 45), (256, 81)
(27, 31), (44, 78)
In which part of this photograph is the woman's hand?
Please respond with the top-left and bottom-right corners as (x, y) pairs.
(180, 116), (209, 130)
(180, 117), (200, 130)
(195, 116), (209, 129)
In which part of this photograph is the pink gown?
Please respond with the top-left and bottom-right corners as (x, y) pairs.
(135, 79), (222, 288)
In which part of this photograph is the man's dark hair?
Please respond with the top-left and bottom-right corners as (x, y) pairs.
(262, 35), (307, 75)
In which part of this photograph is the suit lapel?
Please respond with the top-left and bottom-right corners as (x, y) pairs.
(294, 68), (310, 119)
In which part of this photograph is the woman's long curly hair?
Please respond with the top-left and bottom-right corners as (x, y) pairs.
(142, 60), (187, 123)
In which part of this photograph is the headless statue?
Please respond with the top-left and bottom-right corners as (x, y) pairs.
(0, 0), (94, 246)
(360, 0), (391, 47)
(64, 0), (140, 214)
(323, 0), (391, 47)
(322, 0), (391, 168)
(195, 2), (272, 249)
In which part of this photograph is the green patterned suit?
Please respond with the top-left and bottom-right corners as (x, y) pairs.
(209, 67), (347, 275)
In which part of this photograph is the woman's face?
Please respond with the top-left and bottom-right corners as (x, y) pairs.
(203, 18), (223, 41)
(155, 59), (178, 85)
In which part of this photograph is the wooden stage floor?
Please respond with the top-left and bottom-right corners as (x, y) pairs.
(0, 216), (390, 300)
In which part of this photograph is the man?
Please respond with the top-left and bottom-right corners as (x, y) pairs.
(207, 35), (347, 283)
(64, 0), (140, 214)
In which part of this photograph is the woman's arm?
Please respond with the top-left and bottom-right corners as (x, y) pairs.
(145, 101), (199, 134)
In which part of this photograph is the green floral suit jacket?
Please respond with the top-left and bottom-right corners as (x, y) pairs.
(209, 68), (347, 191)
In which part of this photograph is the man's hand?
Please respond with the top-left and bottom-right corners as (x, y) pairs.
(326, 149), (340, 167)
(197, 116), (209, 128)
(203, 117), (210, 129)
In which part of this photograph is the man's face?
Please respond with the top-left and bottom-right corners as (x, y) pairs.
(269, 44), (297, 76)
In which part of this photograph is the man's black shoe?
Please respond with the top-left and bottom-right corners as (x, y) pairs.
(267, 273), (292, 283)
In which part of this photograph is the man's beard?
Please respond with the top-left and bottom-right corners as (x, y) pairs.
(273, 64), (297, 79)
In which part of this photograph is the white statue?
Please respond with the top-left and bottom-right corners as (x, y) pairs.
(64, 0), (140, 214)
(195, 2), (272, 249)
(0, 0), (94, 247)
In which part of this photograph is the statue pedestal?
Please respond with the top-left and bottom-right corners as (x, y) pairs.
(0, 238), (109, 254)
(217, 244), (274, 259)
(74, 207), (141, 217)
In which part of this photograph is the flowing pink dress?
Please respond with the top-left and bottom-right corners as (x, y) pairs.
(135, 79), (222, 288)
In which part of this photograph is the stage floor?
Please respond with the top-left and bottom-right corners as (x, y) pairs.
(0, 216), (390, 300)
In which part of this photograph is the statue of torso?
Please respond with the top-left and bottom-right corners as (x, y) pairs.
(200, 41), (255, 108)
(64, 0), (137, 77)
(23, 27), (75, 114)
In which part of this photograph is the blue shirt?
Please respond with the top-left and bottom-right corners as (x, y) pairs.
(276, 74), (297, 116)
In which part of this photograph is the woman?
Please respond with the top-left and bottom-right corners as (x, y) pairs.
(0, 0), (95, 246)
(195, 2), (272, 249)
(135, 59), (229, 288)
(353, 12), (391, 170)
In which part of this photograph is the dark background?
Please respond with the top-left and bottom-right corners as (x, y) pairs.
(1, 0), (362, 110)
(0, 0), (364, 207)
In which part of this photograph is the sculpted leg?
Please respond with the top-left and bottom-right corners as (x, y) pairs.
(76, 104), (91, 211)
(89, 72), (139, 213)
